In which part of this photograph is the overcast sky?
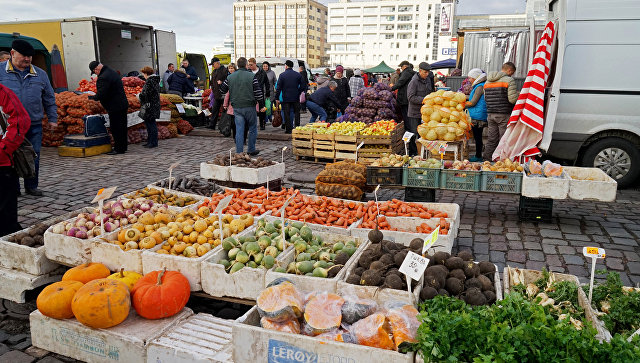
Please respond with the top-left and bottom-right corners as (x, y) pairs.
(2, 0), (526, 57)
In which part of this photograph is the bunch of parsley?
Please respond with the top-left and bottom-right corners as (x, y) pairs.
(586, 270), (640, 337)
(405, 294), (640, 362)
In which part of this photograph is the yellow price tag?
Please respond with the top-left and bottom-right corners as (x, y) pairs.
(422, 226), (440, 254)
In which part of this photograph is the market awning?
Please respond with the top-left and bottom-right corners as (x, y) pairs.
(363, 61), (395, 74)
(429, 59), (457, 69)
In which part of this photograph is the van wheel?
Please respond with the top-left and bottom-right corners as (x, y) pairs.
(582, 137), (640, 188)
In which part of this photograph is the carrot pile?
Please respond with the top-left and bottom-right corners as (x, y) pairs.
(271, 195), (364, 228)
(361, 200), (448, 227)
(199, 187), (296, 216)
(416, 218), (450, 235)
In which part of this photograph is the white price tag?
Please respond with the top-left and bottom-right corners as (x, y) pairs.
(167, 162), (180, 190)
(91, 187), (117, 203)
(176, 103), (185, 114)
(214, 195), (233, 214)
(282, 146), (287, 163)
(399, 251), (429, 282)
(402, 131), (414, 143)
(203, 108), (212, 117)
(422, 226), (440, 255)
(583, 246), (606, 303)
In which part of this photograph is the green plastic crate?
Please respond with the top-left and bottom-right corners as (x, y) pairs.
(481, 171), (522, 194)
(440, 169), (482, 191)
(366, 166), (404, 186)
(402, 167), (441, 188)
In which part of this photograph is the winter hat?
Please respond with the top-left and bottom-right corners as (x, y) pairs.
(11, 39), (35, 56)
(335, 65), (344, 73)
(88, 60), (100, 74)
(418, 62), (431, 71)
(354, 69), (361, 76)
(467, 68), (484, 80)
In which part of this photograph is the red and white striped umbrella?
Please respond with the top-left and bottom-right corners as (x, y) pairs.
(493, 21), (556, 162)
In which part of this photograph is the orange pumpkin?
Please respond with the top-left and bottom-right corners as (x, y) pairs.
(260, 317), (301, 334)
(37, 280), (84, 319)
(387, 305), (420, 347)
(131, 268), (190, 319)
(302, 293), (345, 336)
(351, 313), (396, 350)
(71, 278), (130, 329)
(62, 263), (111, 284)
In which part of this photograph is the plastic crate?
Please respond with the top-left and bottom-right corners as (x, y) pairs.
(403, 167), (441, 188)
(440, 169), (482, 191)
(481, 171), (523, 194)
(404, 187), (436, 202)
(366, 166), (404, 186)
(518, 196), (553, 222)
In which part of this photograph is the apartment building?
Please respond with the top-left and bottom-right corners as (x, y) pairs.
(233, 0), (328, 68)
(328, 0), (457, 69)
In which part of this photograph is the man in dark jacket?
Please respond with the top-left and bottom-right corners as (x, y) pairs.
(391, 61), (415, 123)
(0, 84), (30, 235)
(307, 81), (341, 123)
(299, 66), (309, 112)
(88, 61), (129, 155)
(330, 65), (350, 113)
(181, 59), (199, 88)
(167, 68), (194, 97)
(219, 57), (265, 155)
(249, 58), (270, 130)
(275, 60), (306, 134)
(483, 62), (518, 161)
(406, 62), (434, 156)
(208, 57), (227, 129)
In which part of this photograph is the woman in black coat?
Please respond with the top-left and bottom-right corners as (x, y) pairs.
(139, 67), (161, 148)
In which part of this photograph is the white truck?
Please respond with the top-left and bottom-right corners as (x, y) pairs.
(0, 17), (176, 91)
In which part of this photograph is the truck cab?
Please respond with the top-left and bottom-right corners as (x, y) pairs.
(542, 0), (640, 187)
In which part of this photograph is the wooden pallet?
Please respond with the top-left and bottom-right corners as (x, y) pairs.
(58, 144), (112, 157)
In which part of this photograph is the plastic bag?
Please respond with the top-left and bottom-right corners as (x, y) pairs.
(301, 292), (345, 336)
(387, 305), (420, 347)
(256, 282), (303, 322)
(526, 160), (543, 176)
(315, 181), (363, 201)
(542, 160), (564, 178)
(316, 169), (366, 188)
(349, 312), (396, 350)
(340, 294), (378, 325)
(265, 99), (272, 118)
(260, 317), (301, 334)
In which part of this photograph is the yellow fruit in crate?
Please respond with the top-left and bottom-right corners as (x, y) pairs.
(197, 235), (208, 245)
(229, 219), (245, 233)
(203, 229), (214, 239)
(189, 231), (198, 243)
(157, 249), (169, 254)
(222, 214), (234, 224)
(183, 224), (193, 235)
(239, 214), (254, 228)
(194, 219), (207, 233)
(197, 206), (210, 218)
(162, 244), (171, 251)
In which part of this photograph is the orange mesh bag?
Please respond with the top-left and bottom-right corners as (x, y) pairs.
(316, 169), (366, 188)
(315, 181), (363, 201)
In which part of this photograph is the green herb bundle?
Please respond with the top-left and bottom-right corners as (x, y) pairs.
(407, 294), (640, 362)
(586, 270), (640, 337)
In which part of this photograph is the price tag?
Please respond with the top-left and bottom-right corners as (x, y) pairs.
(399, 251), (429, 295)
(355, 141), (365, 160)
(203, 108), (212, 117)
(422, 226), (440, 255)
(167, 162), (180, 190)
(176, 103), (185, 114)
(583, 246), (606, 303)
(92, 187), (117, 235)
(280, 192), (298, 249)
(214, 195), (233, 242)
(281, 146), (287, 163)
(373, 185), (381, 226)
(402, 131), (414, 143)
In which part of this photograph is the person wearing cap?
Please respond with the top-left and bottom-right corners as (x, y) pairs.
(275, 60), (306, 134)
(483, 62), (518, 161)
(162, 63), (174, 92)
(0, 39), (57, 196)
(390, 68), (401, 87)
(88, 61), (129, 155)
(406, 62), (434, 156)
(348, 69), (365, 98)
(207, 57), (227, 130)
(330, 65), (350, 114)
(0, 83), (31, 235)
(465, 68), (488, 162)
(218, 57), (266, 155)
(181, 59), (199, 89)
(307, 81), (342, 123)
(391, 61), (415, 124)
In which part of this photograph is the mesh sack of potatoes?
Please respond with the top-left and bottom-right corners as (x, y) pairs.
(325, 160), (367, 178)
(315, 181), (363, 201)
(160, 93), (185, 104)
(315, 169), (366, 189)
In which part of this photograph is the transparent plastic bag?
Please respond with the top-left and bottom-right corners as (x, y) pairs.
(386, 304), (420, 347)
(526, 160), (543, 176)
(260, 317), (301, 334)
(256, 282), (303, 322)
(349, 312), (396, 350)
(301, 292), (345, 336)
(542, 160), (564, 178)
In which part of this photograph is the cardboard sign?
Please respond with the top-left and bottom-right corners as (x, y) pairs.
(176, 103), (185, 114)
(399, 251), (429, 282)
(402, 131), (414, 143)
(422, 226), (440, 255)
(91, 187), (117, 204)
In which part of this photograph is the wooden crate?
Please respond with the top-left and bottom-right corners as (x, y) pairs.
(334, 134), (358, 143)
(334, 134), (359, 153)
(335, 151), (357, 160)
(314, 149), (335, 159)
(291, 138), (312, 148)
(314, 132), (335, 141)
(292, 128), (313, 139)
(358, 122), (405, 145)
(58, 144), (111, 157)
(313, 139), (335, 151)
(293, 146), (314, 157)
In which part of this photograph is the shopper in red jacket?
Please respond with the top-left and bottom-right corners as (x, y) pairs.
(0, 83), (30, 236)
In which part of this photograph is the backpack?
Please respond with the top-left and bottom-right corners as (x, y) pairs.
(0, 112), (37, 179)
(218, 113), (233, 137)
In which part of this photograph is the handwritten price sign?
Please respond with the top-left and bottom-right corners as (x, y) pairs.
(399, 251), (429, 281)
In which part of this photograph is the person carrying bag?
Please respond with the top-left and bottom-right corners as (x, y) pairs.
(0, 106), (36, 179)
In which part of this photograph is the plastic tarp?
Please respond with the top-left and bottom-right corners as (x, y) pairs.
(363, 61), (395, 74)
(429, 59), (457, 69)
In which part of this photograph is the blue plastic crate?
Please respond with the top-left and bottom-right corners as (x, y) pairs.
(440, 169), (482, 192)
(481, 171), (523, 194)
(402, 167), (441, 188)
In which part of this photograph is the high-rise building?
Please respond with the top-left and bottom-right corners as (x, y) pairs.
(233, 0), (328, 68)
(212, 34), (235, 55)
(327, 0), (457, 69)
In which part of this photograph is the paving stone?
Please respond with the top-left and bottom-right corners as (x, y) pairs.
(557, 246), (576, 255)
(623, 251), (640, 261)
(524, 242), (542, 250)
(505, 232), (520, 241)
(528, 251), (545, 262)
(563, 254), (585, 266)
(490, 251), (505, 263)
(564, 233), (590, 242)
(560, 224), (582, 234)
(542, 238), (568, 246)
(549, 265), (566, 273)
(7, 334), (28, 345)
(508, 241), (523, 250)
(474, 234), (489, 242)
(459, 224), (472, 230)
(605, 258), (625, 271)
(0, 350), (36, 363)
(489, 227), (504, 234)
(542, 244), (556, 254)
(507, 250), (526, 264)
(546, 255), (563, 266)
(490, 242), (508, 252)
(24, 346), (49, 359)
(567, 265), (588, 277)
(0, 331), (8, 343)
(540, 229), (562, 238)
(607, 228), (633, 238)
(12, 338), (31, 351)
(611, 237), (638, 247)
(473, 242), (489, 255)
(36, 357), (65, 363)
(489, 235), (506, 243)
(628, 262), (640, 276)
(0, 344), (8, 356)
(526, 261), (547, 270)
(458, 230), (472, 238)
(457, 237), (472, 247)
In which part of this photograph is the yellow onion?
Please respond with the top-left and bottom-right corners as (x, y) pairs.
(427, 120), (439, 127)
(458, 120), (468, 130)
(436, 125), (448, 137)
(453, 92), (467, 103)
(443, 91), (455, 99)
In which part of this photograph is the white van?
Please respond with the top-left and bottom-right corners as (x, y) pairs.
(542, 0), (640, 187)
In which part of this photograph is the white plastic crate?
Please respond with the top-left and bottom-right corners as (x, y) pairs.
(564, 166), (617, 202)
(229, 162), (285, 184)
(0, 266), (63, 303)
(200, 162), (230, 181)
(30, 308), (193, 363)
(521, 171), (570, 199)
(43, 208), (100, 266)
(90, 229), (162, 273)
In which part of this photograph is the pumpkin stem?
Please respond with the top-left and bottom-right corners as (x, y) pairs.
(119, 268), (124, 278)
(157, 267), (166, 285)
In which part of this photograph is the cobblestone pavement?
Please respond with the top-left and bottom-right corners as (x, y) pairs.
(3, 126), (640, 360)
